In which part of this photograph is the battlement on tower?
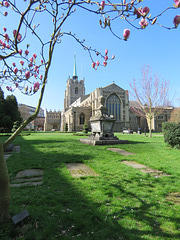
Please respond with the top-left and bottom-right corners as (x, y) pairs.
(44, 109), (61, 131)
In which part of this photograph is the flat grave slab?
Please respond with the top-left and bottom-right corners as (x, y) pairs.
(121, 161), (147, 169)
(15, 169), (44, 178)
(11, 169), (44, 187)
(107, 148), (135, 156)
(65, 163), (98, 178)
(121, 161), (170, 178)
(4, 145), (20, 160)
(166, 192), (180, 204)
(4, 154), (12, 160)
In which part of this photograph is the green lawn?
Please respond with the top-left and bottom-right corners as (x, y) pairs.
(1, 132), (180, 240)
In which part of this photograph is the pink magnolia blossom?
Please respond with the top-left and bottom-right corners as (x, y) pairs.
(40, 75), (43, 80)
(29, 86), (32, 93)
(4, 33), (9, 42)
(33, 81), (40, 92)
(36, 69), (39, 74)
(25, 71), (30, 79)
(13, 30), (17, 37)
(104, 55), (108, 61)
(12, 62), (16, 67)
(28, 63), (33, 68)
(92, 62), (96, 68)
(25, 49), (29, 55)
(134, 8), (142, 18)
(4, 1), (10, 7)
(18, 49), (22, 55)
(17, 33), (22, 41)
(6, 86), (9, 91)
(4, 12), (8, 16)
(105, 49), (108, 55)
(15, 83), (18, 88)
(3, 27), (7, 32)
(139, 18), (149, 28)
(41, 59), (43, 64)
(123, 29), (130, 40)
(1, 41), (6, 49)
(34, 65), (38, 71)
(174, 0), (180, 8)
(100, 1), (105, 10)
(29, 57), (33, 62)
(141, 7), (150, 16)
(14, 67), (18, 74)
(6, 44), (10, 49)
(20, 60), (24, 65)
(33, 53), (37, 59)
(112, 54), (115, 59)
(103, 61), (107, 67)
(34, 74), (37, 78)
(96, 52), (99, 56)
(173, 15), (180, 27)
(96, 61), (100, 66)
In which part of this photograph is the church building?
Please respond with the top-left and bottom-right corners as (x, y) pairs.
(60, 57), (130, 132)
(44, 57), (174, 133)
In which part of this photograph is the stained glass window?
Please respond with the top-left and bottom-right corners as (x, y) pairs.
(106, 94), (121, 120)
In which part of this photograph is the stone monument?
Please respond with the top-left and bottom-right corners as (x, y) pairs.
(80, 96), (128, 145)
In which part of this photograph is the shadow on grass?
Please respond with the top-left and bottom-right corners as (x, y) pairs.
(2, 135), (179, 240)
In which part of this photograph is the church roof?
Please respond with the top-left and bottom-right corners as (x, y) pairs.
(102, 83), (126, 92)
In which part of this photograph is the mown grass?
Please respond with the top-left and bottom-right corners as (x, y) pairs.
(1, 132), (180, 240)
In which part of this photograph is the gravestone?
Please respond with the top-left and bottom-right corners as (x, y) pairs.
(107, 148), (135, 156)
(66, 163), (98, 178)
(80, 96), (128, 145)
(12, 209), (29, 225)
(11, 169), (44, 187)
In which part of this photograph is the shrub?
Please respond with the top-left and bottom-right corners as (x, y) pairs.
(64, 123), (68, 132)
(83, 123), (89, 134)
(162, 122), (180, 149)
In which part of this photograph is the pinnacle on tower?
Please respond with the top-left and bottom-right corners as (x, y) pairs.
(73, 53), (78, 80)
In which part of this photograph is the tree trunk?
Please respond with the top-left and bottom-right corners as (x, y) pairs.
(149, 118), (152, 138)
(0, 139), (10, 223)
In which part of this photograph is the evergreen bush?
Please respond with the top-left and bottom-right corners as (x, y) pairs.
(83, 123), (89, 134)
(162, 122), (180, 149)
(64, 123), (68, 132)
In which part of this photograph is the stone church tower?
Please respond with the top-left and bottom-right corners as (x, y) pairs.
(64, 55), (85, 111)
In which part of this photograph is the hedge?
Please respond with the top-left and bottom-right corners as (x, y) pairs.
(162, 122), (180, 149)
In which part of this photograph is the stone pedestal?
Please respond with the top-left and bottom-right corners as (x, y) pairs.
(80, 96), (128, 145)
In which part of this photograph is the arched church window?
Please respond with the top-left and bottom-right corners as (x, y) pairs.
(75, 87), (78, 94)
(80, 113), (85, 125)
(106, 94), (121, 120)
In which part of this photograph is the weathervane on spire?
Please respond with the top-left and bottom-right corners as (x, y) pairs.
(73, 53), (78, 80)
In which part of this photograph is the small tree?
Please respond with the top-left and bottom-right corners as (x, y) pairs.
(4, 95), (22, 131)
(0, 0), (180, 223)
(83, 122), (89, 134)
(130, 65), (171, 137)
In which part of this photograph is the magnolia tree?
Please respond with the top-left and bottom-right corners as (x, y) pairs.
(130, 65), (171, 137)
(0, 0), (180, 223)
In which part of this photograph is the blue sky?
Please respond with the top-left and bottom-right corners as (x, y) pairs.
(1, 0), (180, 111)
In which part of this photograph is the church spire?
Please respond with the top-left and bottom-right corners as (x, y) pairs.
(73, 53), (78, 80)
